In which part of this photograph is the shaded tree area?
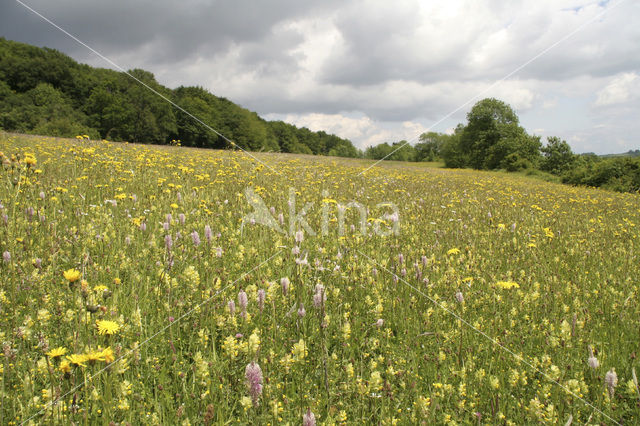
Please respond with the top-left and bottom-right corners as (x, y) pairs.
(0, 38), (358, 157)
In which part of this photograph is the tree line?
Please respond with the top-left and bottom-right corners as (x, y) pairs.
(364, 98), (640, 193)
(0, 38), (359, 158)
(1, 38), (637, 193)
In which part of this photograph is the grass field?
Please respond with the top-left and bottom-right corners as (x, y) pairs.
(1, 133), (639, 425)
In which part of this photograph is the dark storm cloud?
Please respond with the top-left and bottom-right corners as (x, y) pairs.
(1, 0), (639, 152)
(1, 0), (333, 67)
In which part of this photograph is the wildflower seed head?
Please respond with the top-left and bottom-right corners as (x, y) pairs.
(605, 368), (618, 398)
(281, 277), (290, 296)
(313, 284), (326, 309)
(587, 346), (599, 369)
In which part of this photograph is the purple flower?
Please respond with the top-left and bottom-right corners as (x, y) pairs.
(455, 291), (464, 303)
(191, 231), (200, 247)
(2, 251), (10, 263)
(238, 290), (248, 319)
(257, 289), (266, 312)
(313, 284), (326, 309)
(164, 234), (173, 250)
(204, 225), (212, 243)
(215, 247), (223, 257)
(179, 213), (186, 225)
(303, 408), (316, 426)
(281, 277), (290, 296)
(605, 368), (618, 398)
(245, 362), (263, 406)
(163, 222), (170, 231)
(140, 222), (147, 231)
(228, 300), (236, 316)
(298, 303), (306, 318)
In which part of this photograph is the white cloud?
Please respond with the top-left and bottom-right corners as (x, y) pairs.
(594, 72), (640, 107)
(267, 113), (429, 150)
(3, 0), (639, 154)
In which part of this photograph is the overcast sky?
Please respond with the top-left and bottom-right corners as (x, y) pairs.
(2, 0), (639, 153)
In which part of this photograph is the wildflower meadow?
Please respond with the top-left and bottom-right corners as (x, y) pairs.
(1, 133), (639, 425)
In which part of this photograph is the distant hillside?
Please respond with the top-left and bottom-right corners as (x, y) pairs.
(601, 149), (640, 158)
(0, 38), (360, 157)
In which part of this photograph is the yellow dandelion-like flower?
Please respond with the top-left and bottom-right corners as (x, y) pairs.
(495, 281), (520, 290)
(59, 360), (71, 373)
(84, 349), (106, 364)
(46, 347), (67, 359)
(63, 269), (81, 283)
(447, 248), (461, 255)
(96, 320), (120, 335)
(66, 354), (87, 368)
(100, 347), (115, 363)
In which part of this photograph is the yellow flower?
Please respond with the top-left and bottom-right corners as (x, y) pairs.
(66, 354), (87, 368)
(24, 155), (37, 166)
(495, 281), (520, 290)
(100, 347), (115, 363)
(96, 320), (120, 335)
(84, 349), (106, 364)
(46, 347), (67, 359)
(447, 248), (460, 255)
(59, 360), (71, 373)
(292, 339), (307, 361)
(240, 396), (253, 410)
(63, 269), (81, 283)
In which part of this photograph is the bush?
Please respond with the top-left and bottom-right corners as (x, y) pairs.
(501, 152), (533, 172)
